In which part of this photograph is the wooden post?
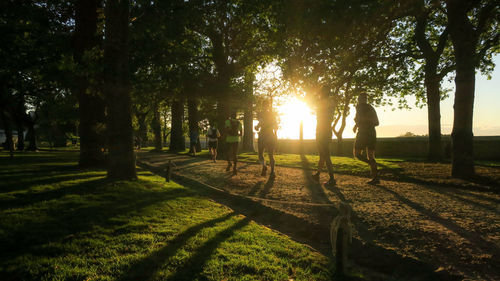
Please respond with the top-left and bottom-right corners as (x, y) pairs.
(330, 202), (352, 277)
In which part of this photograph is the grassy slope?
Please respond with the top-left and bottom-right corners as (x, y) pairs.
(0, 152), (332, 281)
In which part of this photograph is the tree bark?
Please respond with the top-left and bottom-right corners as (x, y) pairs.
(74, 0), (106, 167)
(152, 104), (162, 151)
(1, 110), (14, 151)
(136, 111), (148, 147)
(169, 98), (185, 151)
(187, 97), (201, 152)
(242, 73), (254, 152)
(425, 76), (443, 161)
(446, 0), (476, 178)
(16, 119), (24, 151)
(26, 117), (37, 151)
(104, 0), (136, 179)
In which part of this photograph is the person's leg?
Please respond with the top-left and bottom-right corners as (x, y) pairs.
(258, 138), (267, 176)
(226, 142), (232, 171)
(213, 144), (218, 162)
(313, 144), (326, 181)
(354, 148), (369, 163)
(232, 142), (238, 174)
(269, 147), (275, 176)
(366, 148), (379, 183)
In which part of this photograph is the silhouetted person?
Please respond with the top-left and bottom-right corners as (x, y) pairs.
(353, 92), (379, 184)
(206, 123), (220, 162)
(312, 89), (336, 186)
(189, 127), (200, 156)
(225, 114), (242, 175)
(255, 100), (278, 177)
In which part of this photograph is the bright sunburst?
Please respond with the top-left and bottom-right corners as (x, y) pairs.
(275, 97), (317, 140)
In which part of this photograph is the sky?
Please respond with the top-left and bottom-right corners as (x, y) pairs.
(273, 55), (500, 139)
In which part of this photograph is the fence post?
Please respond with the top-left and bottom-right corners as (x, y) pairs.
(330, 202), (352, 277)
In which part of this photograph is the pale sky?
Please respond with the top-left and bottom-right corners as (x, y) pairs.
(273, 55), (500, 139)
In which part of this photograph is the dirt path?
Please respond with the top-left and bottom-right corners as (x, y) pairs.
(138, 152), (500, 280)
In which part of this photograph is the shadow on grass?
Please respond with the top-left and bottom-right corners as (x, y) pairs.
(0, 172), (101, 194)
(172, 173), (460, 281)
(0, 179), (194, 263)
(167, 217), (251, 281)
(119, 212), (238, 281)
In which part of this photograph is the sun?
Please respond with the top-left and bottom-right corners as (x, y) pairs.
(275, 97), (317, 139)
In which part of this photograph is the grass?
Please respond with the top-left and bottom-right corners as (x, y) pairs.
(0, 151), (333, 280)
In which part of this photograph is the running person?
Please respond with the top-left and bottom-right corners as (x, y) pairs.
(255, 100), (278, 177)
(225, 114), (242, 175)
(312, 89), (336, 186)
(206, 123), (220, 162)
(353, 92), (379, 184)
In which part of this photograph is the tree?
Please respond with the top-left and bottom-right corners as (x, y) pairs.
(386, 1), (456, 161)
(445, 0), (499, 178)
(104, 0), (136, 179)
(74, 0), (106, 166)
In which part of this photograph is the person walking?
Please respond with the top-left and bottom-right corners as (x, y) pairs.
(255, 100), (278, 177)
(353, 92), (380, 184)
(225, 114), (242, 175)
(312, 88), (336, 186)
(189, 127), (200, 156)
(206, 123), (220, 162)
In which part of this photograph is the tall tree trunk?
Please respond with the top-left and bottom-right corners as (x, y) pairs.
(187, 97), (201, 152)
(425, 76), (443, 161)
(1, 110), (14, 151)
(152, 104), (162, 151)
(26, 117), (37, 151)
(16, 120), (24, 151)
(446, 0), (476, 178)
(242, 73), (254, 152)
(169, 99), (185, 151)
(15, 94), (25, 150)
(74, 0), (106, 167)
(104, 0), (136, 179)
(136, 111), (148, 147)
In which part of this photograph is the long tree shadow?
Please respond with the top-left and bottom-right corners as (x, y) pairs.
(417, 184), (500, 215)
(0, 172), (103, 193)
(1, 178), (194, 263)
(299, 153), (332, 204)
(0, 176), (107, 211)
(166, 217), (251, 280)
(119, 212), (237, 281)
(171, 173), (460, 280)
(377, 162), (500, 193)
(373, 184), (500, 257)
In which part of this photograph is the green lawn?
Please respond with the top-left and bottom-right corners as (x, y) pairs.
(0, 151), (333, 281)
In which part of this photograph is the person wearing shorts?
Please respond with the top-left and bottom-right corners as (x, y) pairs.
(312, 89), (336, 186)
(255, 100), (278, 177)
(353, 92), (379, 184)
(206, 124), (220, 162)
(225, 115), (242, 175)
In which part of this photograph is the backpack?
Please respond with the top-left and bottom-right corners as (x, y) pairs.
(208, 128), (218, 139)
(228, 119), (239, 136)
